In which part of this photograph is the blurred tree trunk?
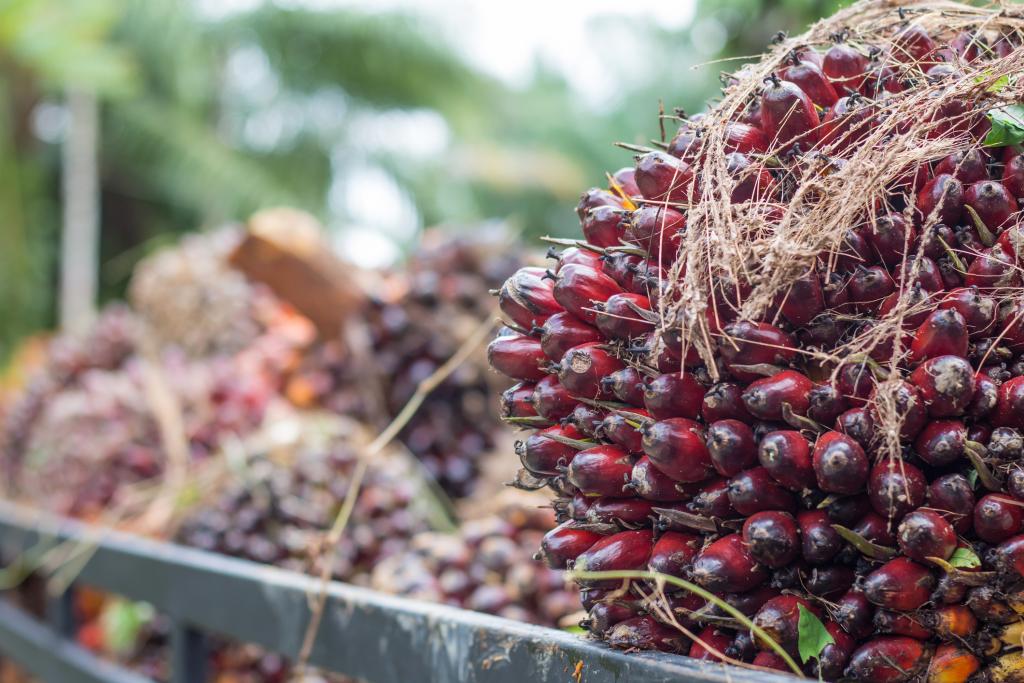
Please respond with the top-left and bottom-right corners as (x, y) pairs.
(60, 88), (99, 334)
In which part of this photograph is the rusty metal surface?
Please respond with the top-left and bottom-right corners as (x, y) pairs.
(0, 501), (798, 683)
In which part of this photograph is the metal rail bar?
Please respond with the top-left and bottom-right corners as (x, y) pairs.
(0, 501), (797, 683)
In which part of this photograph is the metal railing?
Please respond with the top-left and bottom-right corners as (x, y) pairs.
(0, 501), (793, 683)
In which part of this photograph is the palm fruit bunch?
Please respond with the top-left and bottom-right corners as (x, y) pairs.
(1, 305), (138, 489)
(370, 495), (578, 627)
(489, 2), (1024, 681)
(286, 230), (524, 498)
(128, 229), (272, 358)
(175, 428), (433, 582)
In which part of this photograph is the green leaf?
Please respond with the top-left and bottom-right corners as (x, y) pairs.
(563, 625), (586, 634)
(985, 105), (1024, 147)
(967, 469), (979, 488)
(797, 604), (834, 665)
(100, 599), (154, 657)
(949, 546), (981, 569)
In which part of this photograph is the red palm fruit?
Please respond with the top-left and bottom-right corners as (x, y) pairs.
(910, 308), (969, 363)
(994, 376), (1024, 426)
(822, 94), (876, 151)
(965, 243), (1021, 291)
(727, 467), (796, 515)
(611, 166), (641, 198)
(648, 532), (700, 578)
(603, 366), (646, 407)
(799, 313), (846, 350)
(576, 187), (622, 220)
(594, 293), (653, 341)
(498, 267), (561, 330)
(570, 403), (605, 437)
(552, 264), (622, 325)
(686, 477), (736, 518)
(807, 384), (849, 425)
(825, 494), (871, 526)
(848, 265), (896, 312)
(633, 152), (695, 203)
(939, 287), (997, 338)
(487, 333), (547, 381)
(930, 605), (978, 640)
(629, 455), (686, 502)
(624, 205), (686, 261)
(837, 361), (876, 406)
(688, 626), (732, 662)
(910, 354), (977, 417)
(706, 419), (758, 477)
(779, 54), (838, 107)
(891, 22), (935, 62)
(691, 533), (768, 593)
(871, 381), (928, 440)
(726, 152), (774, 203)
(586, 498), (655, 526)
(834, 590), (874, 640)
(532, 375), (578, 421)
(847, 637), (930, 683)
(994, 535), (1024, 578)
(974, 494), (1024, 543)
(725, 630), (756, 662)
(813, 431), (869, 495)
(558, 343), (624, 399)
(873, 611), (932, 639)
(743, 511), (800, 568)
(868, 459), (927, 521)
(935, 149), (989, 184)
(501, 382), (537, 419)
(863, 557), (935, 611)
(997, 223), (1024, 259)
(539, 312), (601, 361)
(928, 473), (975, 534)
(850, 511), (896, 548)
(989, 427), (1024, 461)
(552, 246), (604, 272)
(798, 510), (842, 564)
(568, 493), (592, 520)
(914, 419), (967, 466)
(952, 29), (988, 61)
(752, 652), (790, 673)
(583, 600), (642, 635)
(718, 321), (797, 383)
(599, 412), (645, 454)
(899, 255), (944, 293)
(601, 252), (641, 291)
(706, 586), (780, 619)
(808, 622), (855, 680)
(897, 509), (957, 562)
(581, 205), (626, 248)
(642, 372), (703, 420)
(1000, 303), (1024, 352)
(742, 370), (814, 422)
(569, 444), (630, 497)
(917, 173), (965, 226)
(777, 272), (825, 327)
(834, 227), (874, 272)
(823, 41), (868, 91)
(835, 407), (875, 448)
(517, 424), (585, 477)
(606, 616), (687, 653)
(758, 431), (814, 491)
(725, 121), (769, 154)
(1002, 153), (1024, 198)
(752, 595), (819, 655)
(759, 76), (821, 154)
(964, 180), (1018, 231)
(927, 644), (980, 683)
(701, 382), (754, 423)
(667, 124), (701, 160)
(641, 418), (713, 483)
(574, 529), (654, 586)
(537, 522), (602, 568)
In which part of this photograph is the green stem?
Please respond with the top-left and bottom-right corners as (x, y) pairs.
(570, 568), (806, 677)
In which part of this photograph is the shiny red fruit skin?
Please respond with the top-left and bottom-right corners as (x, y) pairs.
(487, 333), (547, 381)
(532, 375), (578, 421)
(517, 423), (583, 476)
(916, 173), (964, 227)
(604, 366), (646, 406)
(574, 529), (654, 587)
(600, 412), (645, 454)
(939, 287), (997, 338)
(567, 445), (636, 497)
(701, 382), (754, 423)
(641, 418), (713, 483)
(606, 616), (687, 653)
(498, 267), (561, 330)
(913, 419), (966, 467)
(538, 522), (602, 568)
(823, 42), (868, 91)
(633, 152), (695, 204)
(539, 312), (602, 361)
(963, 179), (1018, 231)
(778, 58), (838, 107)
(557, 343), (624, 400)
(576, 187), (622, 220)
(752, 595), (819, 655)
(810, 621), (856, 680)
(741, 370), (813, 421)
(862, 557), (935, 611)
(760, 78), (821, 154)
(706, 419), (758, 477)
(868, 459), (927, 522)
(727, 467), (796, 515)
(928, 473), (975, 534)
(594, 293), (653, 341)
(552, 264), (622, 325)
(964, 244), (1021, 291)
(798, 510), (842, 565)
(586, 498), (655, 526)
(758, 430), (814, 490)
(688, 626), (732, 662)
(581, 205), (626, 248)
(935, 148), (989, 184)
(994, 534), (1024, 579)
(500, 382), (537, 419)
(629, 455), (686, 502)
(624, 205), (686, 261)
(691, 533), (768, 593)
(648, 532), (700, 578)
(897, 509), (957, 562)
(643, 372), (703, 420)
(910, 308), (969, 364)
(974, 494), (1024, 544)
(718, 321), (797, 382)
(909, 354), (977, 417)
(994, 376), (1024, 427)
(812, 431), (869, 495)
(846, 636), (930, 683)
(742, 511), (799, 568)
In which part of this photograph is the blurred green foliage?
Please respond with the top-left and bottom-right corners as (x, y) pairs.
(0, 0), (843, 359)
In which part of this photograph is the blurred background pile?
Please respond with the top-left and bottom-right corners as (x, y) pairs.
(0, 0), (842, 680)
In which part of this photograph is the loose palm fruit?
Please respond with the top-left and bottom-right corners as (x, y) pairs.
(727, 467), (796, 515)
(928, 473), (975, 534)
(813, 431), (869, 495)
(758, 430), (814, 491)
(862, 557), (935, 611)
(847, 636), (931, 682)
(647, 532), (700, 578)
(752, 595), (820, 655)
(809, 621), (856, 680)
(641, 418), (713, 483)
(834, 590), (875, 640)
(741, 370), (814, 421)
(798, 510), (843, 564)
(927, 644), (980, 683)
(897, 509), (957, 562)
(691, 533), (768, 593)
(742, 511), (800, 568)
(706, 419), (758, 477)
(974, 494), (1024, 544)
(606, 616), (687, 653)
(688, 625), (733, 662)
(566, 446), (636, 498)
(868, 459), (927, 521)
(642, 372), (703, 420)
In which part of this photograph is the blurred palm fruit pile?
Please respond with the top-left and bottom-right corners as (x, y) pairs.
(488, 1), (1024, 680)
(371, 494), (578, 627)
(285, 228), (526, 497)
